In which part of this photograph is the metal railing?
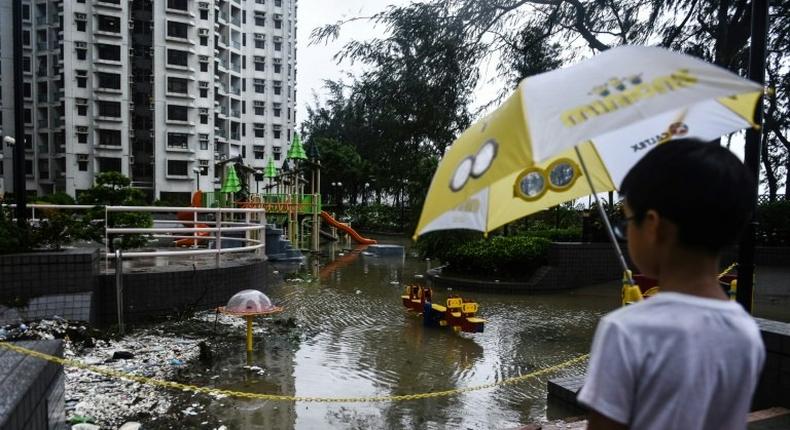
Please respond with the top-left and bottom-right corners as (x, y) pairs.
(7, 204), (267, 268)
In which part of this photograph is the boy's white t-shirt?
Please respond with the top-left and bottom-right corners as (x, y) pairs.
(577, 292), (765, 430)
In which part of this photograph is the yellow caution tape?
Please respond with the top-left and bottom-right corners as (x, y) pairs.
(0, 341), (589, 403)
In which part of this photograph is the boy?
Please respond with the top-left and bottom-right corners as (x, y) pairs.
(577, 139), (765, 430)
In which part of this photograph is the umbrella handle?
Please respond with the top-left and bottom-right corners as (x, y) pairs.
(574, 146), (634, 284)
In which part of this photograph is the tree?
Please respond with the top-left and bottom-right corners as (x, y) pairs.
(312, 0), (789, 200)
(77, 172), (153, 250)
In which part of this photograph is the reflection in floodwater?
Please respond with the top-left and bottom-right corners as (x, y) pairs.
(194, 237), (618, 429)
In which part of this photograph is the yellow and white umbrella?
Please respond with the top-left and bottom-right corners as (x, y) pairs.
(414, 46), (763, 239)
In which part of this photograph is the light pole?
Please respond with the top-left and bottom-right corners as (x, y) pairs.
(12, 0), (27, 226)
(254, 169), (263, 194)
(192, 166), (201, 194)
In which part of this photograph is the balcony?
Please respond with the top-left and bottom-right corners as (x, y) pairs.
(38, 119), (49, 128)
(36, 17), (48, 26)
(37, 42), (48, 51)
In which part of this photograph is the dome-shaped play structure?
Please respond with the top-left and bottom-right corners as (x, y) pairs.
(219, 290), (283, 351)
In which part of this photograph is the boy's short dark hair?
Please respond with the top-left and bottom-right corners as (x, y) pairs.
(619, 138), (756, 254)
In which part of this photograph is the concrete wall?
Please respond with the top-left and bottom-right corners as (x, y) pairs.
(753, 318), (790, 410)
(95, 258), (268, 324)
(0, 248), (267, 326)
(0, 340), (65, 430)
(0, 249), (98, 325)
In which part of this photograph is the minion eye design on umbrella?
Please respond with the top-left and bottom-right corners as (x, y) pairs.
(449, 140), (499, 192)
(471, 140), (497, 178)
(450, 156), (474, 192)
(547, 159), (580, 190)
(515, 169), (547, 201)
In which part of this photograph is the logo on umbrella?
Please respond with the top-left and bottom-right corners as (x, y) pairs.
(513, 158), (581, 202)
(630, 122), (690, 153)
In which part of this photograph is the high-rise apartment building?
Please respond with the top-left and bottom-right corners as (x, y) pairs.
(0, 0), (297, 202)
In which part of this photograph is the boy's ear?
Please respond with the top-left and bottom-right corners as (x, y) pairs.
(641, 209), (662, 244)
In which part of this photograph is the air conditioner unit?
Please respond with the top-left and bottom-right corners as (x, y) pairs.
(199, 28), (209, 36)
(128, 20), (134, 29)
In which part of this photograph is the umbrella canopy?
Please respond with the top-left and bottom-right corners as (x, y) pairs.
(220, 164), (242, 193)
(287, 133), (308, 160)
(414, 46), (762, 238)
(264, 158), (278, 178)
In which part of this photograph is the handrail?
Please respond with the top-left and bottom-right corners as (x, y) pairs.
(3, 203), (267, 267)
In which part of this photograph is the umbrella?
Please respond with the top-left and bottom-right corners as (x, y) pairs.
(415, 46), (762, 239)
(220, 164), (242, 193)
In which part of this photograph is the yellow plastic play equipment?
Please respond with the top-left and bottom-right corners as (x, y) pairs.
(622, 263), (738, 306)
(218, 290), (283, 352)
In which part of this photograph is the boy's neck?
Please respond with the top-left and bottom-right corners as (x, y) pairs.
(656, 247), (728, 300)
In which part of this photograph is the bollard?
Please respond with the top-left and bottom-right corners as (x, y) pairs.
(215, 208), (222, 267)
(115, 249), (125, 335)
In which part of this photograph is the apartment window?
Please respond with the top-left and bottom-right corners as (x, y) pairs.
(74, 14), (86, 32)
(272, 146), (281, 160)
(167, 105), (189, 122)
(97, 44), (121, 61)
(76, 98), (88, 116)
(76, 127), (89, 144)
(253, 123), (265, 138)
(96, 72), (121, 90)
(273, 63), (281, 74)
(200, 9), (209, 20)
(167, 77), (189, 94)
(274, 18), (282, 29)
(254, 56), (265, 72)
(199, 108), (209, 124)
(23, 56), (31, 72)
(24, 109), (32, 124)
(274, 41), (282, 51)
(97, 129), (122, 146)
(167, 21), (189, 39)
(78, 154), (89, 171)
(253, 101), (265, 116)
(75, 44), (87, 60)
(167, 49), (189, 67)
(273, 103), (281, 117)
(98, 157), (122, 173)
(256, 0), (265, 4)
(246, 146), (262, 161)
(76, 70), (88, 88)
(254, 11), (266, 27)
(38, 160), (49, 179)
(250, 79), (264, 94)
(199, 81), (208, 98)
(167, 133), (189, 149)
(22, 4), (30, 20)
(273, 81), (282, 95)
(200, 36), (208, 46)
(272, 126), (281, 139)
(254, 34), (265, 49)
(97, 15), (121, 33)
(167, 0), (189, 11)
(23, 82), (31, 98)
(97, 101), (121, 118)
(199, 134), (209, 150)
(275, 0), (282, 6)
(167, 160), (189, 176)
(25, 159), (33, 176)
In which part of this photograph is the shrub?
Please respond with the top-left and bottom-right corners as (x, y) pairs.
(415, 230), (484, 261)
(0, 206), (33, 254)
(524, 227), (582, 242)
(444, 235), (551, 277)
(756, 199), (790, 246)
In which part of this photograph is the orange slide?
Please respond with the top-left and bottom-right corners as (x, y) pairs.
(175, 191), (210, 247)
(320, 211), (377, 245)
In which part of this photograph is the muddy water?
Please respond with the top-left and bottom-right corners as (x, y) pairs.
(182, 237), (625, 429)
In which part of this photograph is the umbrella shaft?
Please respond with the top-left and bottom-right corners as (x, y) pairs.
(574, 147), (632, 281)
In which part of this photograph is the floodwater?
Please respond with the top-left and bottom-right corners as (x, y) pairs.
(175, 237), (789, 429)
(183, 237), (619, 429)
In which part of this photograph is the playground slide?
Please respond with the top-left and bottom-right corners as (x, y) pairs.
(175, 191), (210, 247)
(320, 211), (377, 245)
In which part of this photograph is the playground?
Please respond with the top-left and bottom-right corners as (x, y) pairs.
(172, 133), (376, 255)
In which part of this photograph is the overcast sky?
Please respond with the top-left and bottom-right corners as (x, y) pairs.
(295, 0), (407, 125)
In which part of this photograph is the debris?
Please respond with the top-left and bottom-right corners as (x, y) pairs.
(118, 422), (142, 430)
(170, 358), (186, 366)
(112, 351), (135, 360)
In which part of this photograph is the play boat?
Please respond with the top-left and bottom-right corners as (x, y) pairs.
(401, 285), (485, 333)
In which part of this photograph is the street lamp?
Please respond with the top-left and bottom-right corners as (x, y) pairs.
(253, 169), (263, 194)
(192, 166), (201, 193)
